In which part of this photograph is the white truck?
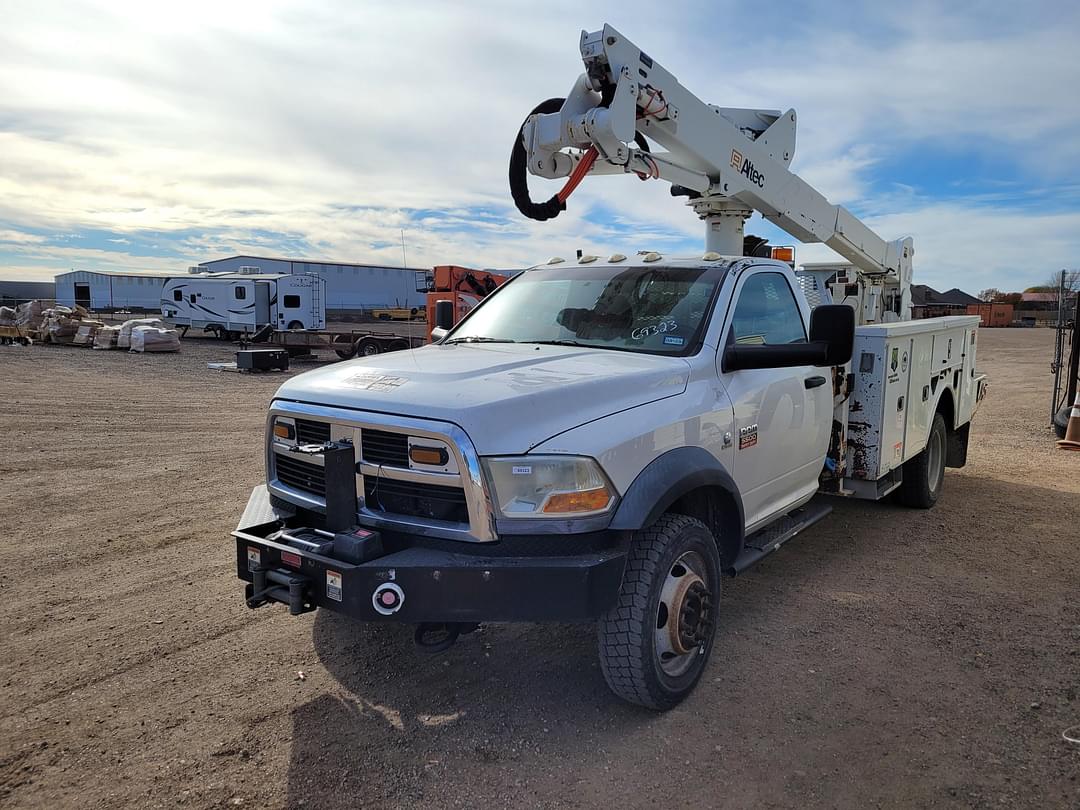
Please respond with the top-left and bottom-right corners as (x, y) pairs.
(161, 270), (325, 339)
(233, 25), (987, 709)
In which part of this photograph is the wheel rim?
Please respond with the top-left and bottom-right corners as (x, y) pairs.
(928, 427), (944, 495)
(655, 550), (714, 677)
(360, 343), (379, 356)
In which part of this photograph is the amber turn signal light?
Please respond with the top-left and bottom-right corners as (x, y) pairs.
(542, 487), (612, 514)
(409, 445), (449, 466)
(273, 423), (294, 440)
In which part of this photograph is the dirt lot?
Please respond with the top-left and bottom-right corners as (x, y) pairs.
(1, 329), (1077, 809)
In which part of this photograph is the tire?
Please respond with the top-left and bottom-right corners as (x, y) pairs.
(356, 338), (381, 357)
(335, 345), (357, 360)
(897, 412), (946, 508)
(387, 339), (409, 352)
(598, 514), (721, 710)
(1054, 405), (1070, 440)
(287, 321), (304, 331)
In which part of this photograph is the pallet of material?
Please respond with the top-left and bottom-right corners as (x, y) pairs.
(129, 325), (180, 353)
(93, 326), (121, 350)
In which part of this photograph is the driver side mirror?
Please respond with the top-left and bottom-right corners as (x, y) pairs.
(723, 304), (854, 371)
(809, 304), (855, 366)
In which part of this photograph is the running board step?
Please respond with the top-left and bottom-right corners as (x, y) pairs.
(729, 501), (832, 576)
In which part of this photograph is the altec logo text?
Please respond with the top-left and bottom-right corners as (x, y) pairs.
(730, 149), (765, 188)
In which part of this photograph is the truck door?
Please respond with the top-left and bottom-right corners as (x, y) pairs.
(718, 269), (831, 530)
(254, 281), (271, 327)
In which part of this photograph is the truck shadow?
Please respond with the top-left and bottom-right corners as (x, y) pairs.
(287, 472), (1079, 808)
(288, 615), (648, 807)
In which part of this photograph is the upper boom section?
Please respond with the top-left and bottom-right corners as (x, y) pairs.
(519, 24), (913, 319)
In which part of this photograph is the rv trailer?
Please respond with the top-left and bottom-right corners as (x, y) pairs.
(161, 271), (325, 338)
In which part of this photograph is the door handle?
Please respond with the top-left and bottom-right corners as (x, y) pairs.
(804, 375), (827, 389)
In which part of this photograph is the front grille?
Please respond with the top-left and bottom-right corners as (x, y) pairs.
(361, 429), (410, 467)
(364, 476), (468, 524)
(275, 453), (325, 497)
(295, 419), (331, 445)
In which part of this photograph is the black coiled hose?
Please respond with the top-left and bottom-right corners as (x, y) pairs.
(509, 97), (652, 222)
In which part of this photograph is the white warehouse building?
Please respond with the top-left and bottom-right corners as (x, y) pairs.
(196, 255), (427, 314)
(55, 270), (168, 311)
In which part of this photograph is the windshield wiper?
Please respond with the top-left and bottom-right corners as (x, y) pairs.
(443, 336), (517, 345)
(528, 339), (589, 347)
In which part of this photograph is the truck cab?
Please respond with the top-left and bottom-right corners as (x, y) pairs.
(236, 253), (980, 709)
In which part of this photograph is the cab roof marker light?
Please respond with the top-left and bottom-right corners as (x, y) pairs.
(642, 251), (662, 263)
(579, 254), (600, 263)
(547, 256), (566, 264)
(702, 251), (723, 261)
(608, 253), (627, 263)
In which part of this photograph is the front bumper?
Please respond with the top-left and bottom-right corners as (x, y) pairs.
(234, 486), (627, 623)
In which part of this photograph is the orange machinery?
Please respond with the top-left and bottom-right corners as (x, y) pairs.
(423, 265), (509, 340)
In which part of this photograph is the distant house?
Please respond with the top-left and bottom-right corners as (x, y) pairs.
(1013, 290), (1078, 326)
(911, 285), (981, 319)
(1020, 291), (1061, 307)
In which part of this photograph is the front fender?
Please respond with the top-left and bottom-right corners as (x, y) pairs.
(608, 447), (744, 560)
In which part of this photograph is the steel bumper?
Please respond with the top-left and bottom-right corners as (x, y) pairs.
(234, 486), (627, 623)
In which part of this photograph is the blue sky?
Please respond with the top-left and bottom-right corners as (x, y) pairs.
(1, 0), (1078, 293)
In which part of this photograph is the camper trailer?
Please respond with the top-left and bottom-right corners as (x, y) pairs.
(161, 271), (325, 338)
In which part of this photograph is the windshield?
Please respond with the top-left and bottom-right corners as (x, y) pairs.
(446, 264), (725, 355)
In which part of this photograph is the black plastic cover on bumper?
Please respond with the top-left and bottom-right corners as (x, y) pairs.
(233, 486), (627, 623)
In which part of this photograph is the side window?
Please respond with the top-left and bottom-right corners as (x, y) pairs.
(173, 289), (182, 302)
(728, 272), (807, 346)
(283, 295), (300, 309)
(189, 293), (196, 304)
(234, 286), (247, 300)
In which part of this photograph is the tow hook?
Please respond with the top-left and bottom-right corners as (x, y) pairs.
(413, 622), (480, 653)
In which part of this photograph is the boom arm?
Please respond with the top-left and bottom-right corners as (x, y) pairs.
(519, 24), (913, 321)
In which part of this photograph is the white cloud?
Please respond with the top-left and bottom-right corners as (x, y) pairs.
(0, 1), (1078, 291)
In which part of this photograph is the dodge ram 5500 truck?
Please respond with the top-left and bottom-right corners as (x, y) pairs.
(235, 24), (987, 708)
(235, 255), (985, 709)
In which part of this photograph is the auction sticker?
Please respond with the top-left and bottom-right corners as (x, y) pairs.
(326, 570), (343, 602)
(247, 546), (261, 572)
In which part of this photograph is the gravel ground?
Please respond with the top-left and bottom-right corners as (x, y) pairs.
(0, 328), (1077, 809)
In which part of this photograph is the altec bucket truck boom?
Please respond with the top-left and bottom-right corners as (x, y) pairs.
(513, 23), (912, 325)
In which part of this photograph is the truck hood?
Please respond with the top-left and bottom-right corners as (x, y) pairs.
(273, 343), (690, 454)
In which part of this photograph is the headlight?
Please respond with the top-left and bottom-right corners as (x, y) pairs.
(482, 456), (616, 518)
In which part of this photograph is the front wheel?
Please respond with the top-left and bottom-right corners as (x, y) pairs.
(598, 514), (720, 710)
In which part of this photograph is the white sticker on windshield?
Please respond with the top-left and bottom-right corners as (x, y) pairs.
(512, 465), (532, 475)
(663, 336), (685, 346)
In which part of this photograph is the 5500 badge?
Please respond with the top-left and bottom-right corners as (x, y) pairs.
(738, 423), (758, 449)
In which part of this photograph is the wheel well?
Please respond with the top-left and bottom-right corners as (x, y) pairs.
(936, 387), (955, 431)
(666, 486), (742, 569)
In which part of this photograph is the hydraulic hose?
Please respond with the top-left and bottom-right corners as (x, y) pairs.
(509, 98), (568, 222)
(509, 97), (653, 222)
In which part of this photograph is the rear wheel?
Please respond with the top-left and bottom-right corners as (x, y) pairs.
(598, 514), (720, 710)
(287, 320), (304, 331)
(387, 339), (409, 352)
(356, 338), (381, 357)
(897, 412), (946, 508)
(335, 345), (357, 360)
